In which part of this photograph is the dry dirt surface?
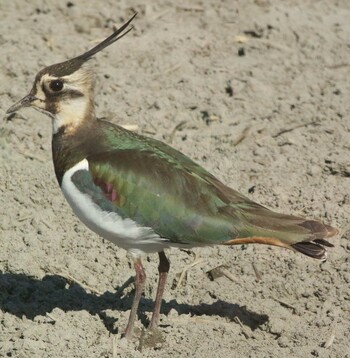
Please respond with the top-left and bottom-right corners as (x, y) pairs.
(1, 1), (349, 357)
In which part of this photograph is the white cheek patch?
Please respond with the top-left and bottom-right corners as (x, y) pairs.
(61, 159), (170, 254)
(52, 96), (87, 134)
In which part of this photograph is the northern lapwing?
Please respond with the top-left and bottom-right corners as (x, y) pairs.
(6, 14), (338, 339)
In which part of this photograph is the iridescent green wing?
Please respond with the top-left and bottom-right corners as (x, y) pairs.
(84, 148), (243, 244)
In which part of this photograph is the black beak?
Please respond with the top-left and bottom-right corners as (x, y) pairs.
(6, 94), (37, 114)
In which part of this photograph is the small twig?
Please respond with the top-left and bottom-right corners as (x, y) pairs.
(220, 268), (240, 284)
(325, 63), (350, 69)
(168, 120), (187, 144)
(141, 128), (157, 135)
(59, 272), (103, 295)
(163, 64), (182, 75)
(151, 10), (171, 21)
(46, 312), (57, 323)
(18, 150), (46, 163)
(231, 126), (250, 146)
(252, 262), (262, 281)
(176, 258), (204, 289)
(274, 298), (296, 313)
(272, 121), (319, 138)
(17, 215), (32, 222)
(176, 5), (204, 12)
(41, 220), (52, 229)
(234, 316), (251, 338)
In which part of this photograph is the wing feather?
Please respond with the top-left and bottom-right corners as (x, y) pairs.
(86, 149), (240, 244)
(67, 121), (337, 255)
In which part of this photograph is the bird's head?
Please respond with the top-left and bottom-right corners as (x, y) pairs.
(11, 62), (95, 134)
(6, 13), (136, 134)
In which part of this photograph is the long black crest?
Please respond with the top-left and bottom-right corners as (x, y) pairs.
(41, 13), (137, 78)
(76, 12), (137, 61)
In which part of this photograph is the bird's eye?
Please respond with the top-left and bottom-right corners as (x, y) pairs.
(49, 80), (64, 92)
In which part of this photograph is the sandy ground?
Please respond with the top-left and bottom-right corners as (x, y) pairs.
(1, 1), (349, 357)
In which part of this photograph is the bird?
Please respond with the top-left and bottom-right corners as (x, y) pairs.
(6, 13), (338, 339)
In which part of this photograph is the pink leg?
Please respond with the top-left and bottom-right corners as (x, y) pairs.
(148, 251), (170, 330)
(123, 258), (146, 339)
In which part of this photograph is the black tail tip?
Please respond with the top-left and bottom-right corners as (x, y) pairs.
(291, 241), (329, 261)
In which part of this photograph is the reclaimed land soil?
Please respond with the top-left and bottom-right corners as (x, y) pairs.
(0, 1), (349, 357)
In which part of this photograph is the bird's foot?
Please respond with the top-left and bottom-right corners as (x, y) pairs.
(138, 327), (165, 350)
(122, 325), (141, 340)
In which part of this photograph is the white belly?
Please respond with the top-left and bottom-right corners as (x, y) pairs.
(60, 159), (170, 256)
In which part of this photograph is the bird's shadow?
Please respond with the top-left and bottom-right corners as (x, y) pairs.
(0, 272), (268, 334)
